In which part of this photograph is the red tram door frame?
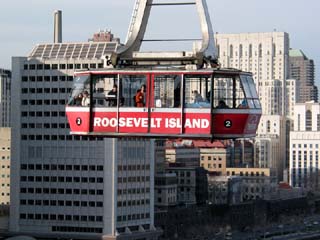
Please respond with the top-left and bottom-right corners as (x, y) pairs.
(183, 73), (212, 137)
(118, 73), (150, 134)
(149, 73), (183, 135)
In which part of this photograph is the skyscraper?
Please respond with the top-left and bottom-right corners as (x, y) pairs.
(215, 32), (289, 115)
(0, 128), (10, 207)
(289, 102), (320, 190)
(0, 69), (11, 127)
(289, 49), (318, 103)
(10, 41), (160, 239)
(215, 32), (289, 180)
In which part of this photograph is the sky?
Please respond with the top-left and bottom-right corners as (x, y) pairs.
(1, 0), (320, 85)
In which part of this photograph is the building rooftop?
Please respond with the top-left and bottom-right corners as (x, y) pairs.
(289, 49), (307, 59)
(29, 42), (118, 60)
(193, 140), (226, 148)
(166, 139), (228, 149)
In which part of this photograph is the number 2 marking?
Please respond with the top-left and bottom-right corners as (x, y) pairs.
(225, 120), (232, 128)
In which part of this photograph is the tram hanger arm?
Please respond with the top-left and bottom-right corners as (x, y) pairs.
(148, 2), (196, 6)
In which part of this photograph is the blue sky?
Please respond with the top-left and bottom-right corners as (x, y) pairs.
(1, 0), (320, 85)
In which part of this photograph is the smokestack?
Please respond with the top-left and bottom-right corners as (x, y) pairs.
(54, 10), (62, 43)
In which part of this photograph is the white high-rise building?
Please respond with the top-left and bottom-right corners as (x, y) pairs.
(215, 32), (289, 115)
(286, 79), (300, 122)
(0, 69), (11, 127)
(215, 32), (289, 77)
(255, 115), (286, 179)
(215, 32), (290, 181)
(10, 42), (161, 239)
(0, 128), (11, 207)
(289, 102), (320, 190)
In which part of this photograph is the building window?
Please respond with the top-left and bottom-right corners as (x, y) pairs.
(267, 120), (270, 133)
(272, 43), (276, 57)
(306, 110), (312, 131)
(259, 44), (262, 58)
(229, 45), (233, 58)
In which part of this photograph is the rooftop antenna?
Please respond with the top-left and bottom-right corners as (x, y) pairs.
(53, 10), (62, 43)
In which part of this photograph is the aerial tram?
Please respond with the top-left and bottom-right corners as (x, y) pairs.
(66, 0), (261, 140)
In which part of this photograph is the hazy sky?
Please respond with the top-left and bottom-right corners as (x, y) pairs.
(1, 0), (320, 84)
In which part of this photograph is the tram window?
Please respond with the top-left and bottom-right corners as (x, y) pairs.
(241, 75), (261, 109)
(92, 74), (117, 107)
(153, 75), (181, 108)
(239, 75), (254, 108)
(68, 75), (90, 106)
(213, 75), (245, 109)
(184, 75), (211, 108)
(120, 75), (147, 107)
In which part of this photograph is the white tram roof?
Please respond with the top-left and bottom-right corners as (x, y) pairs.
(73, 67), (252, 75)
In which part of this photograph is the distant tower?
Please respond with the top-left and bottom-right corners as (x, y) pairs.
(53, 10), (62, 43)
(289, 49), (318, 103)
(0, 69), (11, 127)
(215, 32), (290, 181)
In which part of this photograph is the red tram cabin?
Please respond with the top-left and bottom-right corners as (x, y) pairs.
(66, 68), (261, 139)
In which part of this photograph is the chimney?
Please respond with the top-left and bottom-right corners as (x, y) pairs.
(54, 10), (62, 43)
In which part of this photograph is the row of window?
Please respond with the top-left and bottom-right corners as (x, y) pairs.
(20, 188), (104, 195)
(20, 199), (103, 207)
(226, 171), (266, 177)
(292, 151), (319, 161)
(22, 75), (73, 82)
(292, 168), (319, 173)
(118, 164), (150, 171)
(52, 226), (103, 233)
(201, 156), (223, 161)
(217, 43), (282, 58)
(117, 199), (150, 208)
(22, 123), (68, 129)
(21, 99), (67, 105)
(20, 176), (104, 183)
(1, 147), (10, 151)
(21, 135), (104, 141)
(20, 213), (103, 223)
(21, 164), (104, 171)
(22, 111), (65, 117)
(292, 144), (319, 149)
(117, 213), (150, 222)
(23, 63), (103, 71)
(117, 188), (150, 195)
(22, 88), (70, 94)
(117, 176), (150, 183)
(201, 163), (222, 169)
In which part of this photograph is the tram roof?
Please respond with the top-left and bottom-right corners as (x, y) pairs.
(74, 67), (252, 76)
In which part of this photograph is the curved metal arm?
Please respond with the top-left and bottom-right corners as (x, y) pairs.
(196, 0), (217, 61)
(112, 0), (217, 67)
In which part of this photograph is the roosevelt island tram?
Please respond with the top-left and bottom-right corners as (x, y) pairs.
(66, 0), (261, 140)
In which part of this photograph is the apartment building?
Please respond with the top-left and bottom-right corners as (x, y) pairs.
(0, 128), (10, 209)
(289, 102), (320, 190)
(10, 40), (161, 239)
(289, 49), (318, 103)
(215, 32), (290, 182)
(0, 69), (11, 127)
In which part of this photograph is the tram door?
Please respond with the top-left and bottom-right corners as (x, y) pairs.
(150, 74), (182, 134)
(183, 75), (212, 136)
(118, 74), (149, 133)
